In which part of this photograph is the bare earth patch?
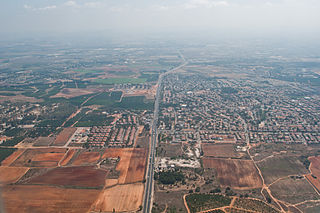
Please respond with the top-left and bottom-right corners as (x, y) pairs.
(203, 158), (262, 189)
(92, 183), (144, 212)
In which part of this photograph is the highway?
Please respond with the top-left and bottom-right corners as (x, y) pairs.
(143, 52), (187, 213)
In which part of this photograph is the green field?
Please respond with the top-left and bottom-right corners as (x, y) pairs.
(186, 194), (231, 213)
(84, 92), (122, 106)
(93, 77), (147, 84)
(0, 148), (17, 164)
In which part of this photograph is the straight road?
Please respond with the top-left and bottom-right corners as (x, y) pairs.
(143, 52), (187, 213)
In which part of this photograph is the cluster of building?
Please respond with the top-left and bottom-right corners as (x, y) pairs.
(84, 111), (147, 147)
(159, 73), (320, 145)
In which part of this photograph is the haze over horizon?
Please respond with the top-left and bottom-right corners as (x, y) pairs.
(1, 0), (320, 40)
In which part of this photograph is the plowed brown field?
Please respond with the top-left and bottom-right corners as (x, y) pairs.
(103, 148), (147, 184)
(72, 151), (101, 166)
(26, 166), (107, 188)
(1, 149), (25, 166)
(0, 167), (29, 184)
(52, 127), (76, 146)
(59, 149), (76, 166)
(306, 156), (320, 192)
(3, 185), (100, 213)
(11, 148), (67, 167)
(203, 158), (262, 189)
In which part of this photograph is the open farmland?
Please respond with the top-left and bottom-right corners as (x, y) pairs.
(157, 143), (182, 158)
(186, 193), (232, 213)
(92, 183), (144, 212)
(0, 149), (25, 166)
(0, 148), (17, 165)
(11, 148), (67, 167)
(256, 156), (308, 184)
(93, 77), (146, 85)
(203, 158), (262, 189)
(59, 149), (77, 166)
(3, 185), (100, 213)
(0, 167), (29, 184)
(103, 148), (147, 184)
(52, 127), (76, 146)
(124, 148), (147, 183)
(269, 176), (319, 204)
(25, 166), (107, 189)
(233, 198), (280, 213)
(33, 137), (54, 147)
(202, 143), (245, 158)
(71, 151), (101, 166)
(51, 88), (98, 99)
(305, 156), (320, 192)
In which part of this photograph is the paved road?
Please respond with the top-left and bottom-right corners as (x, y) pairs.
(143, 52), (187, 213)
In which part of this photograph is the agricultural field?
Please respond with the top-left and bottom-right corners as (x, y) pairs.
(93, 77), (147, 85)
(83, 91), (122, 106)
(59, 149), (76, 166)
(91, 183), (144, 212)
(153, 190), (187, 213)
(33, 137), (54, 147)
(0, 148), (17, 164)
(103, 148), (147, 184)
(201, 143), (246, 159)
(233, 198), (280, 213)
(71, 151), (101, 166)
(0, 149), (25, 166)
(269, 176), (319, 204)
(51, 88), (98, 99)
(202, 158), (262, 189)
(305, 156), (320, 191)
(0, 145), (148, 213)
(257, 156), (308, 184)
(250, 143), (314, 162)
(3, 185), (100, 213)
(25, 166), (107, 189)
(10, 148), (67, 167)
(0, 167), (29, 184)
(52, 127), (77, 146)
(185, 193), (231, 213)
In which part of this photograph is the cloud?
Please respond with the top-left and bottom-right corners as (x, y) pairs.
(184, 0), (229, 9)
(24, 4), (57, 11)
(63, 1), (102, 9)
(64, 1), (78, 7)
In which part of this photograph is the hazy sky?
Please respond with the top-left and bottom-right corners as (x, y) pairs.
(1, 0), (320, 39)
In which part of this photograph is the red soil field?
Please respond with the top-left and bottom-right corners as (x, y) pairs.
(32, 153), (65, 162)
(51, 88), (98, 99)
(3, 185), (100, 213)
(11, 148), (67, 167)
(72, 151), (101, 166)
(52, 127), (76, 146)
(124, 148), (147, 183)
(59, 149), (76, 166)
(103, 148), (132, 184)
(203, 158), (262, 189)
(1, 149), (25, 166)
(103, 148), (147, 184)
(305, 156), (320, 191)
(92, 183), (144, 212)
(26, 166), (107, 188)
(0, 167), (29, 184)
